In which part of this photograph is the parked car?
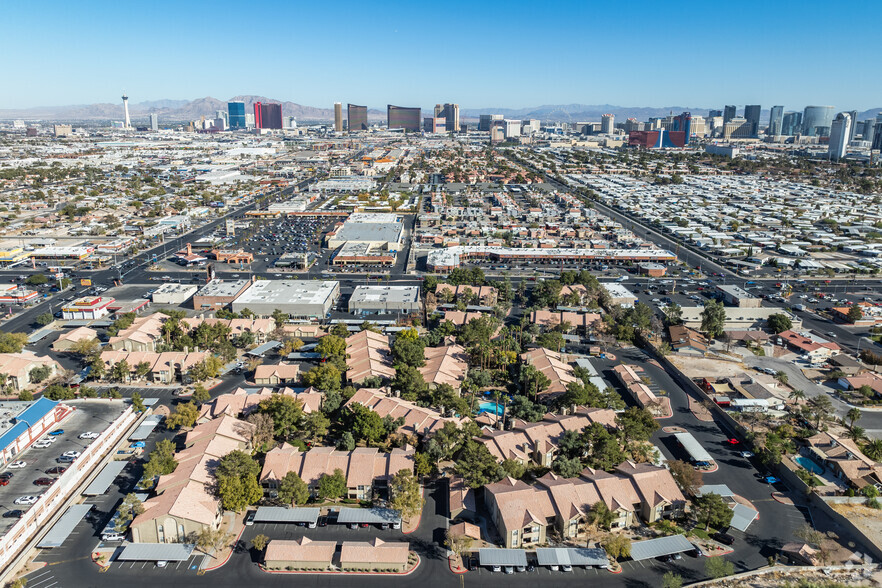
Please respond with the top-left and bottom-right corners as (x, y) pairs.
(46, 467), (67, 475)
(32, 441), (53, 449)
(14, 496), (39, 505)
(33, 478), (55, 486)
(56, 455), (76, 463)
(712, 531), (736, 546)
(3, 510), (24, 518)
(245, 511), (256, 526)
(78, 432), (100, 440)
(740, 451), (754, 458)
(7, 461), (26, 469)
(48, 429), (65, 436)
(0, 477), (9, 486)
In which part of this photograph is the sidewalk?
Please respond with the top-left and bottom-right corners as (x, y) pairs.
(202, 511), (246, 572)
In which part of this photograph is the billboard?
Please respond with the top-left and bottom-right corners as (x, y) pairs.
(80, 278), (92, 286)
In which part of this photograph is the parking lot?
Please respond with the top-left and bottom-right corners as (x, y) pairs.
(0, 401), (124, 533)
(230, 216), (338, 270)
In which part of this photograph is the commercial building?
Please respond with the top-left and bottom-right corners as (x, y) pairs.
(348, 285), (421, 316)
(768, 105), (784, 136)
(254, 101), (283, 130)
(387, 105), (421, 132)
(479, 114), (503, 131)
(743, 104), (761, 137)
(782, 111), (803, 135)
(628, 130), (687, 148)
(436, 103), (459, 132)
(53, 124), (72, 138)
(423, 117), (446, 133)
(426, 246), (676, 271)
(723, 117), (753, 139)
(227, 101), (246, 129)
(0, 284), (39, 305)
(326, 212), (404, 252)
(148, 113), (158, 131)
(803, 105), (834, 137)
(601, 113), (615, 134)
(191, 279), (251, 310)
(348, 104), (368, 131)
(231, 280), (340, 319)
(828, 112), (852, 161)
(333, 102), (343, 132)
(723, 105), (737, 123)
(151, 283), (198, 305)
(503, 119), (521, 139)
(670, 112), (692, 143)
(62, 296), (115, 320)
(601, 283), (638, 307)
(0, 398), (69, 465)
(716, 284), (761, 308)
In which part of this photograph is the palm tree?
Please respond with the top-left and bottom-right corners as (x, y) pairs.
(847, 426), (866, 443)
(847, 408), (862, 430)
(863, 439), (882, 461)
(788, 389), (806, 405)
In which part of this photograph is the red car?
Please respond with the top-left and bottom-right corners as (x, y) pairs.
(726, 438), (740, 445)
(33, 478), (56, 486)
(0, 478), (9, 487)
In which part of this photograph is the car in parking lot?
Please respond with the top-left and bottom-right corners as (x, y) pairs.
(14, 496), (39, 505)
(79, 432), (100, 440)
(45, 467), (67, 475)
(7, 461), (26, 469)
(3, 509), (24, 518)
(56, 455), (77, 463)
(0, 477), (9, 486)
(32, 440), (53, 449)
(48, 429), (64, 436)
(33, 477), (56, 486)
(62, 451), (81, 458)
(740, 451), (754, 458)
(712, 531), (736, 545)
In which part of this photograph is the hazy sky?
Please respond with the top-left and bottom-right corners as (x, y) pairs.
(3, 0), (879, 111)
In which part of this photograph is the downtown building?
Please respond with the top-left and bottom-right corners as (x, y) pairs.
(387, 105), (421, 132)
(347, 104), (368, 131)
(227, 101), (246, 129)
(254, 102), (283, 130)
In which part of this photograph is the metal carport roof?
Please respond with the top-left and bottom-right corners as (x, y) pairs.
(128, 415), (164, 441)
(37, 504), (93, 548)
(336, 507), (400, 524)
(629, 535), (694, 561)
(254, 506), (320, 524)
(673, 432), (713, 463)
(82, 461), (127, 496)
(477, 549), (528, 566)
(117, 543), (195, 561)
(246, 340), (281, 357)
(536, 547), (608, 567)
(27, 328), (55, 343)
(697, 484), (734, 497)
(729, 503), (759, 532)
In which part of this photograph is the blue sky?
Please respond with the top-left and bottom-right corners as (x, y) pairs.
(2, 0), (879, 111)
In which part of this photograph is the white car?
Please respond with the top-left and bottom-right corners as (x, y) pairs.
(740, 451), (755, 458)
(41, 436), (57, 443)
(32, 441), (53, 449)
(14, 496), (38, 505)
(61, 451), (81, 458)
(7, 461), (26, 469)
(78, 432), (99, 440)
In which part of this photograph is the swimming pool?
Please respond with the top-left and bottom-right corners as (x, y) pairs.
(795, 455), (823, 475)
(477, 401), (503, 416)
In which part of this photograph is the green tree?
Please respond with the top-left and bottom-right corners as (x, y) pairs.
(251, 533), (270, 552)
(301, 364), (342, 392)
(519, 363), (551, 399)
(316, 468), (347, 501)
(110, 359), (130, 382)
(216, 451), (263, 511)
(35, 312), (53, 326)
(587, 501), (615, 531)
(246, 412), (274, 449)
(602, 534), (631, 563)
(130, 391), (146, 413)
(115, 493), (145, 531)
(767, 313), (793, 334)
(392, 336), (425, 368)
(142, 439), (178, 480)
(847, 305), (863, 323)
(662, 571), (684, 588)
(18, 390), (33, 401)
(347, 403), (387, 444)
(389, 468), (423, 520)
(26, 273), (49, 285)
(668, 460), (703, 495)
(663, 303), (683, 326)
(303, 410), (330, 441)
(552, 456), (583, 478)
(392, 364), (426, 401)
(615, 407), (659, 442)
(165, 401), (198, 429)
(705, 556), (735, 579)
(847, 407), (862, 429)
(0, 332), (29, 353)
(694, 492), (734, 530)
(192, 383), (211, 404)
(194, 527), (234, 553)
(453, 440), (505, 488)
(501, 458), (526, 479)
(29, 365), (52, 384)
(257, 395), (304, 439)
(337, 431), (356, 451)
(700, 299), (726, 338)
(277, 471), (310, 506)
(330, 323), (350, 338)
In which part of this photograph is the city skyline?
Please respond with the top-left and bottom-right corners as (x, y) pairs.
(2, 0), (881, 110)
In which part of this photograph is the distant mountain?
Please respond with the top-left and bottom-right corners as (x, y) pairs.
(4, 97), (879, 125)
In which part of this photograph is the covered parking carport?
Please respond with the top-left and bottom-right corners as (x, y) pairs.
(83, 461), (127, 496)
(253, 506), (320, 526)
(37, 504), (93, 548)
(536, 547), (608, 569)
(629, 535), (695, 561)
(336, 507), (400, 528)
(477, 548), (528, 570)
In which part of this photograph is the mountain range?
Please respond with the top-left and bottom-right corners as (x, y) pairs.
(1, 97), (879, 125)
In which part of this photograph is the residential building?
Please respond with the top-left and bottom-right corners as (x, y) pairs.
(667, 325), (708, 355)
(485, 462), (685, 548)
(52, 327), (98, 352)
(804, 431), (882, 490)
(98, 350), (208, 384)
(743, 104), (761, 137)
(344, 387), (468, 437)
(802, 105), (834, 137)
(130, 415), (254, 542)
(340, 539), (409, 572)
(768, 105), (784, 136)
(334, 102), (343, 132)
(775, 330), (840, 360)
(259, 446), (414, 501)
(0, 353), (60, 391)
(345, 330), (395, 384)
(520, 347), (579, 399)
(149, 113), (159, 131)
(253, 363), (300, 386)
(434, 283), (497, 306)
(419, 345), (469, 391)
(264, 538), (336, 571)
(198, 387), (322, 422)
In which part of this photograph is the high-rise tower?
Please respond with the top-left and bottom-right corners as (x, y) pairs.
(334, 102), (343, 132)
(122, 92), (131, 129)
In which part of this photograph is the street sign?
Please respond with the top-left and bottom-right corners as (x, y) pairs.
(80, 278), (92, 286)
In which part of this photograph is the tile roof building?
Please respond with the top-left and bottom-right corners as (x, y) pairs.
(344, 387), (468, 437)
(479, 407), (617, 467)
(520, 347), (579, 399)
(197, 387), (322, 422)
(260, 445), (415, 501)
(265, 537), (336, 571)
(345, 330), (395, 384)
(0, 352), (61, 391)
(419, 345), (469, 391)
(340, 538), (410, 572)
(485, 462), (685, 548)
(805, 431), (882, 489)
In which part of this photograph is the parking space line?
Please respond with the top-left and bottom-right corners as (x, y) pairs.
(29, 572), (51, 581)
